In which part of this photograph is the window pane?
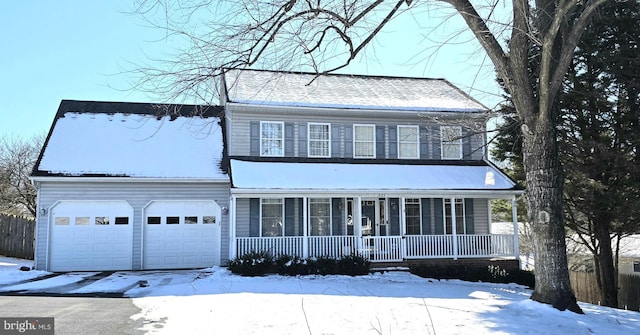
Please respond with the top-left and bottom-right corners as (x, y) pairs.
(167, 216), (179, 225)
(405, 199), (421, 235)
(309, 124), (330, 157)
(262, 199), (283, 236)
(441, 126), (462, 159)
(444, 199), (465, 234)
(309, 198), (331, 236)
(354, 125), (374, 158)
(398, 126), (419, 159)
(147, 216), (161, 225)
(203, 216), (216, 224)
(185, 216), (198, 224)
(95, 217), (109, 225)
(75, 217), (89, 225)
(115, 217), (129, 225)
(55, 217), (70, 225)
(261, 122), (284, 156)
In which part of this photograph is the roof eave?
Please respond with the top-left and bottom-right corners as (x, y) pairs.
(30, 176), (230, 183)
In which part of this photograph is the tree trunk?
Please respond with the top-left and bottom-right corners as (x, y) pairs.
(593, 215), (618, 307)
(523, 118), (583, 313)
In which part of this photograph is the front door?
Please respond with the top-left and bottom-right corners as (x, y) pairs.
(361, 199), (388, 237)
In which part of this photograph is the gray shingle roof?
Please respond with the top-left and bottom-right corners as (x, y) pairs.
(223, 69), (487, 112)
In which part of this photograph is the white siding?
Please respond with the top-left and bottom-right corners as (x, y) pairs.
(35, 181), (230, 270)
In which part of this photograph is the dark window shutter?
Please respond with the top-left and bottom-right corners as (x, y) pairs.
(344, 125), (353, 158)
(420, 198), (432, 235)
(250, 122), (260, 156)
(388, 126), (398, 159)
(298, 198), (304, 236)
(431, 126), (441, 159)
(285, 123), (295, 156)
(464, 198), (475, 234)
(249, 198), (260, 237)
(331, 198), (344, 235)
(376, 125), (385, 159)
(420, 126), (429, 159)
(285, 198), (296, 236)
(434, 198), (444, 235)
(331, 124), (341, 158)
(462, 128), (472, 159)
(390, 198), (400, 236)
(299, 124), (307, 157)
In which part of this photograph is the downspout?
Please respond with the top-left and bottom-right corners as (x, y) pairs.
(229, 195), (237, 260)
(30, 179), (41, 270)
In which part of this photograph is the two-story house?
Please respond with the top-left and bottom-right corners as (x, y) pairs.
(30, 69), (523, 272)
(223, 69), (522, 266)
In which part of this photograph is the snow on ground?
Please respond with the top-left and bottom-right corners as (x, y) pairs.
(0, 256), (48, 285)
(1, 257), (638, 334)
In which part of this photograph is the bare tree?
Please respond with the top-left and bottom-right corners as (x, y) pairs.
(131, 0), (614, 313)
(0, 135), (44, 217)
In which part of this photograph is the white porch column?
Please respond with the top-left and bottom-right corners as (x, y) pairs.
(355, 196), (362, 253)
(302, 196), (309, 258)
(451, 197), (458, 260)
(229, 195), (237, 260)
(511, 196), (520, 260)
(400, 197), (407, 260)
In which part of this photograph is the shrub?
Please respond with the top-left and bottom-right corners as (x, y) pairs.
(227, 251), (273, 276)
(313, 256), (338, 275)
(409, 264), (535, 288)
(337, 254), (370, 276)
(276, 255), (310, 276)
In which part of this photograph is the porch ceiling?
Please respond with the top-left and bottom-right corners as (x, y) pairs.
(230, 159), (521, 196)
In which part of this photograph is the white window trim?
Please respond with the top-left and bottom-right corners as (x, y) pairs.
(405, 198), (422, 235)
(397, 125), (420, 159)
(443, 198), (466, 234)
(308, 123), (331, 158)
(440, 126), (463, 160)
(260, 198), (284, 237)
(353, 124), (376, 159)
(260, 121), (285, 157)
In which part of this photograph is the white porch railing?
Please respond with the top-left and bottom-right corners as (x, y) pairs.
(235, 234), (516, 262)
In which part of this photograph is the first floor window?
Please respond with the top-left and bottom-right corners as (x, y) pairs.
(309, 198), (331, 236)
(354, 124), (375, 158)
(261, 198), (283, 236)
(441, 126), (462, 159)
(444, 198), (465, 234)
(634, 261), (640, 273)
(405, 198), (421, 235)
(261, 121), (284, 156)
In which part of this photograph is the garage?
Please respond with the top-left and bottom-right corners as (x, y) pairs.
(49, 201), (134, 272)
(143, 200), (221, 270)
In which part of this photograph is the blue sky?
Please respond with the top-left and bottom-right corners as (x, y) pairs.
(0, 2), (502, 140)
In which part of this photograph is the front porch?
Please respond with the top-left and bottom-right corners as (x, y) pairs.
(234, 233), (517, 263)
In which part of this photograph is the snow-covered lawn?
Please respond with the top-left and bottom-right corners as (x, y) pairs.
(1, 256), (638, 334)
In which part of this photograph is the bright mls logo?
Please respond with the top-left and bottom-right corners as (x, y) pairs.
(0, 318), (54, 335)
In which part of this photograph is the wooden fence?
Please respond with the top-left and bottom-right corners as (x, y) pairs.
(0, 214), (35, 260)
(570, 271), (640, 311)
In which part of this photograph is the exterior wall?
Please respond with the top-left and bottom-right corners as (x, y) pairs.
(35, 181), (230, 270)
(619, 257), (640, 275)
(226, 105), (486, 160)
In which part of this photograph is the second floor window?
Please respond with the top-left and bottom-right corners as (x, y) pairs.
(308, 123), (330, 157)
(398, 125), (419, 159)
(261, 121), (284, 156)
(354, 124), (375, 158)
(441, 126), (462, 160)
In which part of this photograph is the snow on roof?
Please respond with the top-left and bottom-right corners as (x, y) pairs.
(36, 101), (227, 179)
(230, 159), (517, 192)
(223, 69), (487, 112)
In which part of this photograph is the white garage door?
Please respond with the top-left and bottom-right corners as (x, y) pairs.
(49, 201), (134, 272)
(143, 200), (221, 270)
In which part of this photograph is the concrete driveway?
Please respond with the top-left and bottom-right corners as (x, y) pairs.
(0, 296), (144, 335)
